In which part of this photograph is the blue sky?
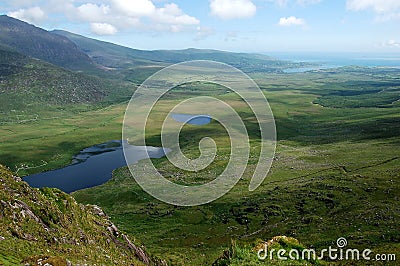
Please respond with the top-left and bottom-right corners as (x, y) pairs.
(1, 0), (399, 52)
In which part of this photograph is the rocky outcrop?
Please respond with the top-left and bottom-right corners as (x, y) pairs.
(0, 165), (164, 265)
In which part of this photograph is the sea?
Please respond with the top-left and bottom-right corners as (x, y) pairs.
(267, 52), (400, 72)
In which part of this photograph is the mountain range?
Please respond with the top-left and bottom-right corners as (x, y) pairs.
(0, 15), (303, 119)
(0, 16), (95, 71)
(0, 15), (288, 73)
(53, 29), (284, 71)
(0, 15), (299, 113)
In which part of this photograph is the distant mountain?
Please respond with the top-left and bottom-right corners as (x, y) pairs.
(0, 16), (96, 71)
(0, 15), (294, 76)
(0, 16), (299, 76)
(0, 16), (300, 114)
(53, 30), (287, 72)
(0, 165), (160, 265)
(52, 30), (160, 69)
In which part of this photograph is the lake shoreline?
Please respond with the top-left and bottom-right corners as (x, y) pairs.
(24, 140), (168, 193)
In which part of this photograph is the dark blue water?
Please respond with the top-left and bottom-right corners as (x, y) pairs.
(170, 113), (212, 125)
(24, 140), (168, 193)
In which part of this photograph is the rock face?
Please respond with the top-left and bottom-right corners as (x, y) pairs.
(0, 165), (163, 265)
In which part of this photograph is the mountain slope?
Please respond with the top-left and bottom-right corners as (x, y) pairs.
(53, 30), (289, 72)
(0, 16), (96, 71)
(0, 44), (29, 76)
(52, 30), (160, 69)
(0, 16), (299, 78)
(0, 164), (163, 265)
(0, 46), (108, 115)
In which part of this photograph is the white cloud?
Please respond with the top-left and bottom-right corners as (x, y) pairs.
(82, 1), (199, 33)
(7, 6), (45, 24)
(346, 0), (400, 21)
(76, 3), (110, 22)
(111, 0), (156, 17)
(153, 3), (199, 26)
(278, 16), (305, 26)
(90, 22), (118, 35)
(385, 40), (400, 48)
(210, 0), (256, 19)
(4, 1), (201, 35)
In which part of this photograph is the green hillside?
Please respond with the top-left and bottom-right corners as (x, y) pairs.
(0, 44), (29, 76)
(0, 16), (97, 72)
(52, 30), (163, 69)
(0, 165), (163, 265)
(0, 45), (136, 124)
(0, 46), (105, 117)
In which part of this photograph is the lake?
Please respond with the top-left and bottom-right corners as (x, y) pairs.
(170, 113), (212, 125)
(24, 140), (168, 193)
(24, 113), (211, 193)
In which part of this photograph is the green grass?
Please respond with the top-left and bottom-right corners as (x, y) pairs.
(0, 165), (151, 265)
(72, 138), (400, 265)
(71, 68), (400, 265)
(0, 103), (126, 176)
(213, 237), (320, 265)
(1, 67), (400, 265)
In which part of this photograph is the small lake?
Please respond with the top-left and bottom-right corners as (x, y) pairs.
(170, 113), (211, 125)
(24, 140), (168, 193)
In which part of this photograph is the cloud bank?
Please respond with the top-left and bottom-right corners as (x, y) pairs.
(6, 0), (200, 35)
(7, 6), (45, 24)
(210, 0), (256, 19)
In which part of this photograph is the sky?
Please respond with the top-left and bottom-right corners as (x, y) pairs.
(0, 0), (399, 53)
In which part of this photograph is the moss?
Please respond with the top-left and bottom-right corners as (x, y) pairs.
(0, 165), (154, 265)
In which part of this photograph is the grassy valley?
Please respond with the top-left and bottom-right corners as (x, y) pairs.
(71, 68), (400, 265)
(0, 16), (399, 266)
(1, 65), (398, 264)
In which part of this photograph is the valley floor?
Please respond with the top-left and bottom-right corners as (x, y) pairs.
(1, 68), (399, 265)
